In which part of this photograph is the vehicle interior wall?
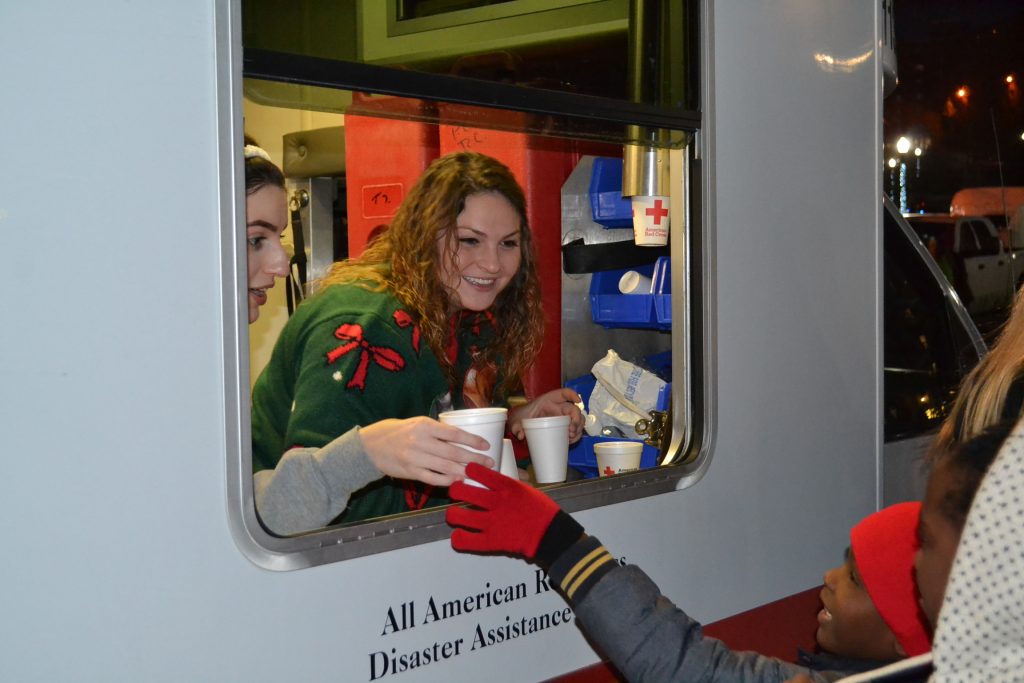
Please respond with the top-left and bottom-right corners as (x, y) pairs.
(2, 1), (883, 680)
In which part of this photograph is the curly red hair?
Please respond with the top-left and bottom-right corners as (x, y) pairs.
(318, 151), (544, 400)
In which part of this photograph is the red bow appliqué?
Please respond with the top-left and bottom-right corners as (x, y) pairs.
(326, 323), (404, 391)
(393, 309), (420, 354)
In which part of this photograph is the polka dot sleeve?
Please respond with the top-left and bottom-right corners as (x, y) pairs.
(931, 420), (1024, 682)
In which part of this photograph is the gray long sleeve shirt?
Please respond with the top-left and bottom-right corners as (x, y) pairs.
(253, 427), (382, 535)
(547, 535), (843, 683)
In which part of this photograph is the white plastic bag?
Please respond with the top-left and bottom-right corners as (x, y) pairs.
(585, 349), (667, 440)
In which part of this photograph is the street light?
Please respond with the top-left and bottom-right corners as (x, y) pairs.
(889, 137), (917, 213)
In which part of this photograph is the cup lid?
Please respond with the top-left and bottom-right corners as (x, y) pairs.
(593, 440), (643, 452)
(521, 415), (571, 428)
(438, 407), (507, 419)
(438, 407), (508, 425)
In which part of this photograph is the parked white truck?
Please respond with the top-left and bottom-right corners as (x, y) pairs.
(906, 213), (1024, 314)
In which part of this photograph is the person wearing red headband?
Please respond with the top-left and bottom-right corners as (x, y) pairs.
(786, 422), (1014, 683)
(813, 503), (931, 663)
(447, 471), (929, 683)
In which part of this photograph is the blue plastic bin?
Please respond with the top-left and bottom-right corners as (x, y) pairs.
(565, 359), (670, 479)
(588, 157), (634, 228)
(570, 437), (660, 478)
(589, 257), (671, 330)
(652, 256), (672, 325)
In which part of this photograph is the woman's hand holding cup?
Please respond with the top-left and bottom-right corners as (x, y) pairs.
(358, 416), (494, 486)
(508, 388), (585, 444)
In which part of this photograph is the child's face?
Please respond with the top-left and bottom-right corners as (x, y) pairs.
(914, 459), (963, 627)
(816, 549), (902, 661)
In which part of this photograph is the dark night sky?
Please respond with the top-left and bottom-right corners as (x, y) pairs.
(886, 0), (1024, 211)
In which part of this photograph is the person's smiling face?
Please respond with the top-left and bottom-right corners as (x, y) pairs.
(436, 191), (522, 312)
(816, 548), (902, 661)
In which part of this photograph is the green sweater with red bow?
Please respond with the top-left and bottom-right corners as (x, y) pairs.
(252, 282), (501, 525)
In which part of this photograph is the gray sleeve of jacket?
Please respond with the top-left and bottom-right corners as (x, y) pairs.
(253, 427), (382, 535)
(564, 553), (839, 683)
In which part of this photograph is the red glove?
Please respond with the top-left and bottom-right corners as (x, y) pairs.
(447, 463), (582, 564)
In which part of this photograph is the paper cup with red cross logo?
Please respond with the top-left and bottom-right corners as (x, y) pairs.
(594, 441), (643, 477)
(631, 195), (670, 246)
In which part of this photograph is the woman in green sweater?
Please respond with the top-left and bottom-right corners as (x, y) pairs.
(251, 151), (583, 533)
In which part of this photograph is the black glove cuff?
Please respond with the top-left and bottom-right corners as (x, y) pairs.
(534, 510), (584, 569)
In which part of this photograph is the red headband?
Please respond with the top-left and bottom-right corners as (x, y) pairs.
(850, 501), (931, 656)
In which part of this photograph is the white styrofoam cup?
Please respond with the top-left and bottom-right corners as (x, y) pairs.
(522, 415), (571, 484)
(438, 407), (507, 487)
(499, 438), (519, 479)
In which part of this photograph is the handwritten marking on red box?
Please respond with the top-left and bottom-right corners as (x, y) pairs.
(448, 126), (486, 150)
(361, 183), (404, 219)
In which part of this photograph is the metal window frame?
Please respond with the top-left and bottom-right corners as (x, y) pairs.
(243, 49), (700, 132)
(227, 15), (711, 570)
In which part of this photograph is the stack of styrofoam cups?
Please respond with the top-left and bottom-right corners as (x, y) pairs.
(499, 438), (519, 479)
(618, 270), (653, 294)
(438, 407), (507, 487)
(594, 441), (643, 477)
(522, 415), (571, 484)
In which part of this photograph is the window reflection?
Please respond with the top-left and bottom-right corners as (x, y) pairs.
(884, 212), (966, 440)
(242, 0), (697, 110)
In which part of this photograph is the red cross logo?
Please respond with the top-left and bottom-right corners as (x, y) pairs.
(645, 199), (669, 225)
(602, 465), (616, 477)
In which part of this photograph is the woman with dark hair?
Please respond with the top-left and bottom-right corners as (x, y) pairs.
(251, 151), (583, 532)
(243, 138), (289, 324)
(914, 421), (1014, 630)
(928, 422), (1024, 682)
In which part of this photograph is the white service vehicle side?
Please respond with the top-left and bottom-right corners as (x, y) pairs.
(3, 2), (890, 681)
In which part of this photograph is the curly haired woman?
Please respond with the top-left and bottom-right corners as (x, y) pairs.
(252, 151), (582, 533)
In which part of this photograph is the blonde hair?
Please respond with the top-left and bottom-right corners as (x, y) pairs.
(317, 151), (544, 400)
(937, 286), (1024, 448)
